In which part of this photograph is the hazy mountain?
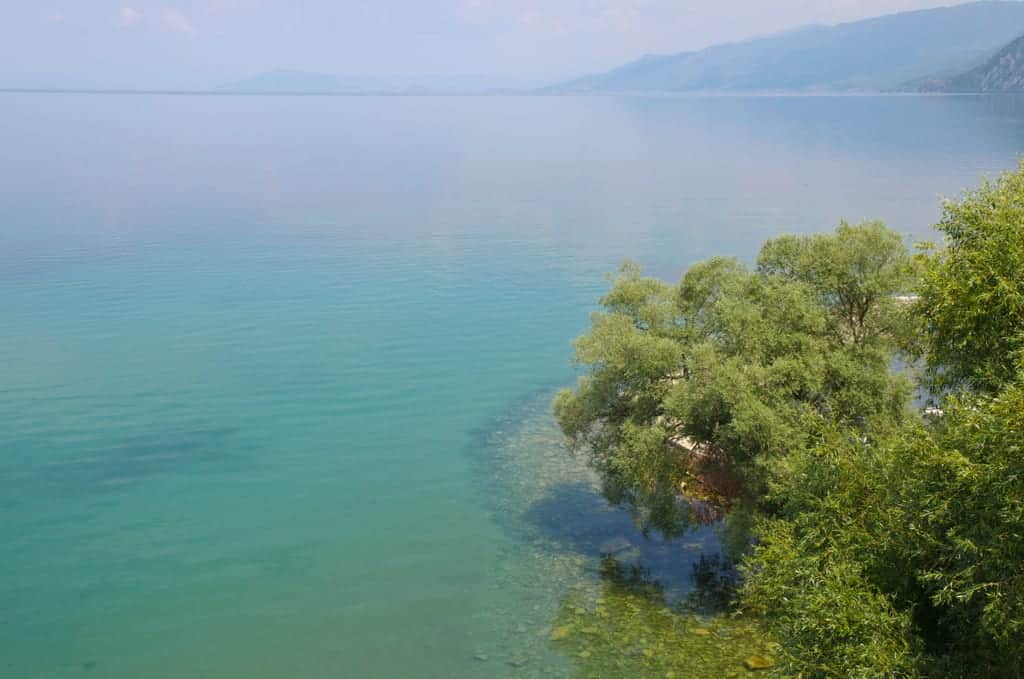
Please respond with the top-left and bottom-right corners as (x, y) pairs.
(922, 33), (1024, 91)
(551, 1), (1024, 93)
(219, 70), (543, 95)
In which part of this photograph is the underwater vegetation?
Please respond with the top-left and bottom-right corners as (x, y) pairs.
(550, 557), (779, 678)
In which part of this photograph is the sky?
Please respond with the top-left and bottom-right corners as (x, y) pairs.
(0, 1), (992, 88)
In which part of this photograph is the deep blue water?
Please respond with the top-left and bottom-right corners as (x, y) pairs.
(2, 94), (1023, 678)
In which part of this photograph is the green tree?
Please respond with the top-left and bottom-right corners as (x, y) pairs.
(741, 518), (922, 678)
(736, 161), (1024, 675)
(555, 187), (1024, 676)
(888, 381), (1024, 674)
(758, 220), (916, 349)
(742, 380), (1024, 677)
(554, 222), (914, 534)
(915, 162), (1024, 394)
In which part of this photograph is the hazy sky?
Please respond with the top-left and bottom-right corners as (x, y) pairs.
(0, 1), (991, 87)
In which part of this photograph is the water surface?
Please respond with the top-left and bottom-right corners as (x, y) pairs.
(2, 93), (1024, 677)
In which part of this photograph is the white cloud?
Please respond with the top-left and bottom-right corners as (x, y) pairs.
(159, 8), (195, 35)
(45, 10), (65, 24)
(117, 6), (142, 28)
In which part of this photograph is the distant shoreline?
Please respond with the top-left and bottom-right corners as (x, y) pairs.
(0, 87), (522, 97)
(0, 87), (1011, 98)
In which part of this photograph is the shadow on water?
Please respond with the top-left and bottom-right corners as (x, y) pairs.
(467, 386), (738, 606)
(521, 480), (722, 605)
(463, 388), (777, 676)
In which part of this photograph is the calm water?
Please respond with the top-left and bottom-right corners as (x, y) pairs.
(2, 94), (1023, 678)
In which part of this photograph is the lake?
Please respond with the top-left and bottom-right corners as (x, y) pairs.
(2, 93), (1023, 678)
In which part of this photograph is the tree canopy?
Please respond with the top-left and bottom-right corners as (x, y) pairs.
(915, 164), (1024, 395)
(555, 164), (1024, 677)
(554, 221), (914, 535)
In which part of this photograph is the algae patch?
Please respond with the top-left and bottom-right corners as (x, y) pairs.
(549, 564), (779, 678)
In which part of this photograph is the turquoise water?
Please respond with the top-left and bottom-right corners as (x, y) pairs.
(2, 94), (1024, 678)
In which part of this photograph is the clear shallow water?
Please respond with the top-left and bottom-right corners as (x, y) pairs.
(2, 93), (1024, 678)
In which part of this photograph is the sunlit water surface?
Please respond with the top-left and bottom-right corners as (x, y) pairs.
(3, 94), (1024, 677)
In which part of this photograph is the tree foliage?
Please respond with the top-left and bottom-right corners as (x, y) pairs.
(555, 165), (1024, 678)
(758, 220), (916, 348)
(915, 162), (1024, 395)
(890, 383), (1024, 672)
(741, 517), (922, 678)
(554, 222), (914, 534)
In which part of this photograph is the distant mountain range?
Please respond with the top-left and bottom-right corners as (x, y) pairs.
(923, 33), (1024, 91)
(216, 2), (1024, 96)
(549, 1), (1024, 94)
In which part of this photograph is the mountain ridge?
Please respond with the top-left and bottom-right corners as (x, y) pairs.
(549, 1), (1024, 93)
(922, 32), (1024, 91)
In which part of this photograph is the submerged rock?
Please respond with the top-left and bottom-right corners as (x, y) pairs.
(743, 655), (774, 671)
(550, 625), (573, 641)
